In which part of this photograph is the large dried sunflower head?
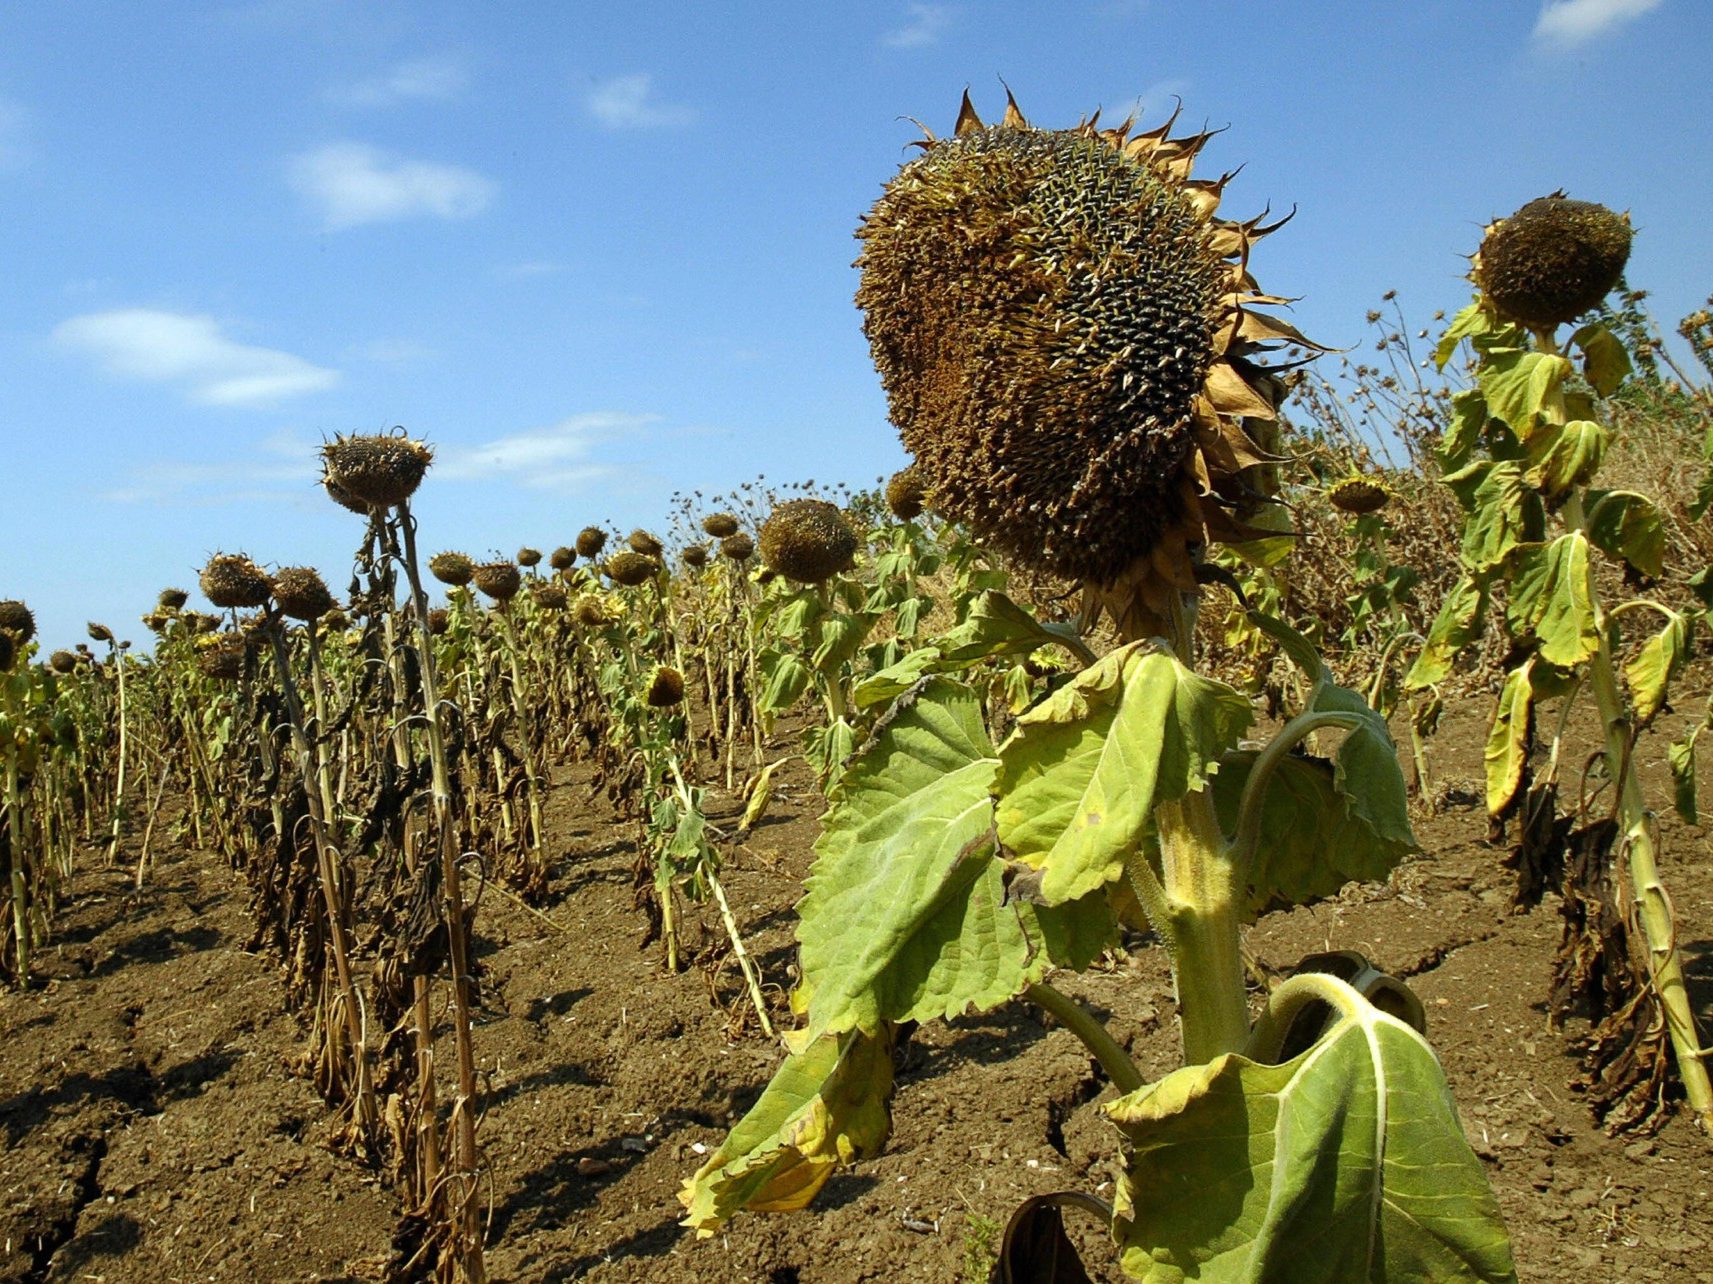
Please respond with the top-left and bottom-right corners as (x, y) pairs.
(321, 432), (433, 508)
(760, 499), (858, 583)
(429, 551), (475, 587)
(200, 555), (272, 610)
(473, 561), (523, 602)
(646, 665), (686, 708)
(605, 551), (660, 587)
(857, 92), (1315, 632)
(271, 566), (337, 621)
(1473, 194), (1631, 331)
(0, 600), (36, 643)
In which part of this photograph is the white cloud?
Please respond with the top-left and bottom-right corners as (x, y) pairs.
(289, 142), (495, 229)
(585, 74), (694, 130)
(883, 3), (952, 48)
(437, 412), (654, 488)
(330, 56), (468, 107)
(1533, 0), (1662, 45)
(55, 309), (339, 406)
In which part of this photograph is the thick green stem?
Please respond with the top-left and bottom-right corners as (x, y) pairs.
(1024, 982), (1143, 1093)
(1156, 789), (1249, 1064)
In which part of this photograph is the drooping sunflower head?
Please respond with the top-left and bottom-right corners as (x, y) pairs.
(628, 529), (664, 558)
(576, 526), (609, 558)
(550, 546), (577, 571)
(158, 587), (190, 611)
(271, 566), (337, 622)
(429, 551), (476, 587)
(1327, 477), (1390, 516)
(720, 531), (755, 563)
(681, 544), (710, 569)
(473, 561), (523, 602)
(605, 551), (661, 587)
(702, 512), (741, 539)
(0, 600), (37, 644)
(321, 431), (433, 509)
(884, 466), (929, 521)
(857, 91), (1316, 636)
(532, 583), (568, 611)
(87, 622), (115, 644)
(50, 650), (77, 674)
(197, 632), (248, 681)
(646, 665), (686, 709)
(760, 499), (858, 584)
(517, 547), (543, 568)
(426, 607), (451, 636)
(200, 555), (272, 610)
(1473, 194), (1631, 331)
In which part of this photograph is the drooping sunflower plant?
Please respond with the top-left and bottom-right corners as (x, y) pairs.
(681, 92), (1515, 1281)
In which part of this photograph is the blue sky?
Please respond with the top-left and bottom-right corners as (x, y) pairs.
(2, 0), (1707, 649)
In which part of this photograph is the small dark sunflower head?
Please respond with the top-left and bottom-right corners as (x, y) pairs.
(426, 607), (451, 636)
(1474, 195), (1632, 330)
(574, 595), (609, 628)
(49, 649), (77, 673)
(87, 622), (115, 644)
(646, 665), (686, 708)
(760, 499), (858, 583)
(576, 526), (609, 558)
(720, 532), (756, 562)
(272, 566), (337, 621)
(628, 529), (664, 558)
(158, 587), (190, 611)
(321, 432), (433, 508)
(197, 633), (248, 681)
(885, 466), (928, 521)
(605, 551), (660, 587)
(702, 512), (741, 539)
(0, 600), (38, 643)
(681, 544), (710, 569)
(550, 546), (577, 571)
(533, 584), (568, 611)
(429, 551), (476, 587)
(473, 562), (523, 602)
(517, 547), (543, 568)
(321, 608), (350, 632)
(200, 555), (272, 610)
(1328, 477), (1390, 515)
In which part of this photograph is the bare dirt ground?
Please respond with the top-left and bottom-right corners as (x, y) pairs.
(4, 696), (1711, 1283)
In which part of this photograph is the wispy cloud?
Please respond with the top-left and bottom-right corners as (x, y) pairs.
(493, 259), (565, 281)
(584, 74), (694, 130)
(329, 55), (468, 107)
(350, 337), (435, 364)
(55, 309), (339, 406)
(0, 97), (30, 171)
(99, 428), (321, 505)
(289, 142), (495, 229)
(437, 412), (655, 488)
(1532, 0), (1662, 46)
(883, 3), (952, 48)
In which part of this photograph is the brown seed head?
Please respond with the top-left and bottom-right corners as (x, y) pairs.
(200, 555), (272, 609)
(429, 551), (475, 587)
(628, 529), (664, 558)
(576, 526), (608, 558)
(574, 595), (609, 628)
(681, 544), (710, 569)
(158, 587), (189, 611)
(321, 432), (433, 508)
(426, 607), (451, 636)
(605, 551), (660, 587)
(885, 466), (928, 521)
(720, 531), (755, 562)
(517, 547), (542, 567)
(87, 622), (115, 644)
(197, 633), (247, 681)
(0, 600), (37, 643)
(1474, 195), (1632, 330)
(760, 499), (858, 583)
(1328, 477), (1390, 515)
(50, 649), (77, 674)
(550, 546), (577, 570)
(702, 512), (741, 539)
(473, 562), (523, 601)
(646, 665), (686, 708)
(272, 566), (337, 621)
(533, 584), (568, 611)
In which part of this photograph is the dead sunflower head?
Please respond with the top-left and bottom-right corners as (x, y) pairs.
(720, 532), (755, 562)
(426, 607), (450, 636)
(49, 649), (77, 674)
(197, 633), (248, 681)
(681, 544), (710, 569)
(702, 512), (741, 539)
(87, 622), (115, 645)
(760, 499), (858, 583)
(628, 529), (664, 558)
(857, 91), (1316, 635)
(200, 555), (272, 610)
(473, 561), (523, 602)
(0, 600), (37, 643)
(1327, 477), (1390, 516)
(605, 551), (660, 587)
(550, 546), (577, 571)
(646, 665), (686, 708)
(158, 587), (189, 611)
(885, 466), (928, 521)
(271, 566), (337, 621)
(321, 431), (433, 509)
(576, 526), (609, 558)
(532, 584), (568, 611)
(429, 551), (475, 587)
(517, 547), (543, 568)
(1473, 194), (1632, 331)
